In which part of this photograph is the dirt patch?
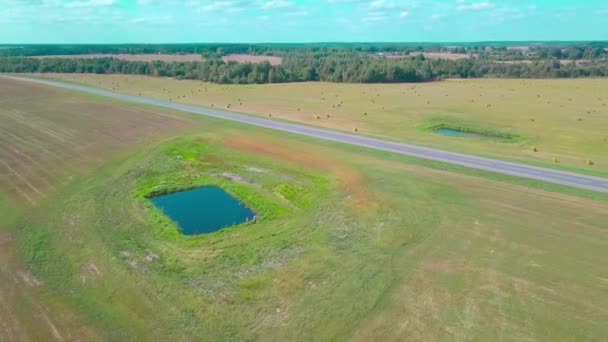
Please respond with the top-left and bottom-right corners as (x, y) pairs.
(80, 262), (102, 284)
(218, 172), (259, 187)
(221, 54), (283, 65)
(16, 270), (42, 287)
(226, 135), (376, 208)
(32, 54), (205, 62)
(246, 166), (267, 173)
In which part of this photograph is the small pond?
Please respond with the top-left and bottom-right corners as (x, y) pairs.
(436, 128), (498, 140)
(151, 186), (256, 235)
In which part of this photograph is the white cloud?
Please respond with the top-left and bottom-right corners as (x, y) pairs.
(363, 11), (387, 22)
(260, 0), (292, 10)
(399, 11), (409, 18)
(457, 1), (493, 11)
(369, 0), (396, 10)
(129, 15), (174, 24)
(136, 0), (181, 8)
(199, 1), (236, 12)
(64, 0), (116, 8)
(0, 0), (125, 25)
(489, 6), (525, 21)
(286, 10), (308, 16)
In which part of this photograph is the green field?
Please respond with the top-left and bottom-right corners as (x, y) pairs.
(1, 78), (608, 340)
(38, 74), (608, 176)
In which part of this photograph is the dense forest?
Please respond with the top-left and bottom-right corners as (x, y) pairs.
(1, 43), (607, 84)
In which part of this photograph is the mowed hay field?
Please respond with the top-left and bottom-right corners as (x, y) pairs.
(1, 78), (608, 340)
(41, 74), (608, 175)
(32, 54), (281, 64)
(32, 54), (205, 62)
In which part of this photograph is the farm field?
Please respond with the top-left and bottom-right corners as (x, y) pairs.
(31, 54), (205, 62)
(0, 78), (195, 340)
(406, 51), (474, 60)
(38, 74), (608, 176)
(1, 78), (608, 340)
(0, 78), (191, 204)
(28, 53), (282, 64)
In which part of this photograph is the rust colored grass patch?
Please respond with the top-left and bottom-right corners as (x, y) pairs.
(226, 134), (376, 208)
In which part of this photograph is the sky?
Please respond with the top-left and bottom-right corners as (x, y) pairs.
(1, 0), (607, 43)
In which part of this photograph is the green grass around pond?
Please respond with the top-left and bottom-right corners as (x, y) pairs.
(419, 117), (526, 142)
(134, 139), (293, 241)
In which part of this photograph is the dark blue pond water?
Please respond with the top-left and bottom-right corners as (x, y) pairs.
(151, 186), (256, 235)
(436, 128), (495, 139)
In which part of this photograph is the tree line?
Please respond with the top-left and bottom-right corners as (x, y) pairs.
(2, 42), (607, 60)
(1, 51), (607, 84)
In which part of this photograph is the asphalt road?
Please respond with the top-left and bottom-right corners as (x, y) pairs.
(4, 75), (608, 193)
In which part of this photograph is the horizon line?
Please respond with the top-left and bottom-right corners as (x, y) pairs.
(2, 40), (608, 46)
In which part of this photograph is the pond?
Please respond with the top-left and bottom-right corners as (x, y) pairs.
(151, 186), (256, 235)
(436, 128), (498, 140)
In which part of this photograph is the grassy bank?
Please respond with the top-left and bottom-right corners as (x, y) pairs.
(419, 117), (526, 142)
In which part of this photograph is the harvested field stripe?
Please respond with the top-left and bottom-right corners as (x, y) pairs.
(0, 148), (55, 190)
(32, 302), (65, 342)
(4, 110), (76, 141)
(114, 105), (141, 113)
(0, 160), (45, 197)
(0, 288), (30, 341)
(0, 128), (76, 161)
(9, 182), (36, 205)
(0, 140), (64, 180)
(2, 111), (74, 143)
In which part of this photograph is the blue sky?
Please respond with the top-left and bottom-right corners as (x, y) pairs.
(1, 0), (607, 43)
